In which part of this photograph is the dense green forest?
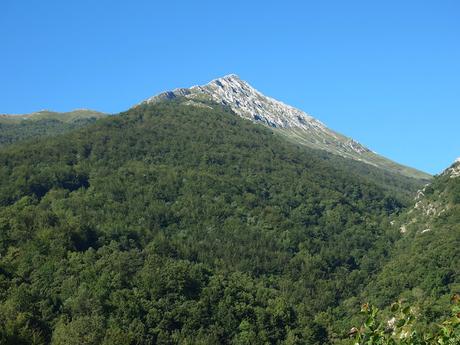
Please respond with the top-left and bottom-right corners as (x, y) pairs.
(356, 165), (460, 333)
(0, 100), (457, 344)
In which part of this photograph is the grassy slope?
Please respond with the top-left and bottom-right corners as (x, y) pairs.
(0, 109), (107, 123)
(277, 127), (431, 181)
(0, 110), (107, 147)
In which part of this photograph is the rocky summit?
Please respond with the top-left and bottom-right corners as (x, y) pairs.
(442, 158), (460, 178)
(142, 74), (431, 180)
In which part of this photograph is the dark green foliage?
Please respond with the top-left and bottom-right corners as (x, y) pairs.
(358, 171), (460, 326)
(0, 100), (446, 344)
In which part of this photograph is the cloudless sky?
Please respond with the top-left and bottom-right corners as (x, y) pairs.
(1, 0), (459, 174)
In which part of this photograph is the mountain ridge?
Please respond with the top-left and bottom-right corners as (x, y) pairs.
(0, 109), (107, 123)
(0, 109), (108, 147)
(141, 74), (431, 181)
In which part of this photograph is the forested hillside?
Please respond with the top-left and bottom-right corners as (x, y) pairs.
(320, 161), (460, 343)
(359, 163), (460, 327)
(0, 100), (451, 344)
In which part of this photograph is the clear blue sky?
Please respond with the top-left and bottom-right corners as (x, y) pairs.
(1, 0), (458, 174)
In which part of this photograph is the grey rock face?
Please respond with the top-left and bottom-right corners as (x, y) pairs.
(442, 159), (460, 178)
(141, 74), (431, 180)
(143, 74), (369, 154)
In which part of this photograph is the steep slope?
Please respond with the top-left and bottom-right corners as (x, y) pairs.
(0, 109), (107, 146)
(142, 75), (430, 181)
(0, 100), (407, 344)
(355, 158), (460, 327)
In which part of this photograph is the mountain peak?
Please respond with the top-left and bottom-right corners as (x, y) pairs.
(143, 75), (323, 129)
(213, 73), (241, 81)
(192, 75), (328, 130)
(140, 76), (431, 180)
